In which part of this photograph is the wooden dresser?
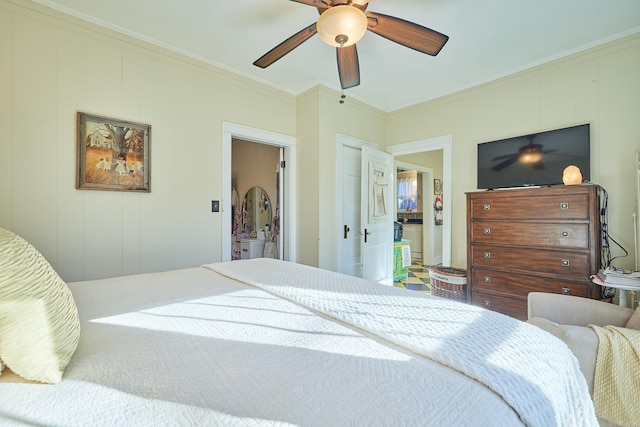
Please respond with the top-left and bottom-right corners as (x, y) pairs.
(466, 185), (602, 320)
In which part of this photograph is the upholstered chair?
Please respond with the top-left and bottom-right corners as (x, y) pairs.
(527, 292), (636, 395)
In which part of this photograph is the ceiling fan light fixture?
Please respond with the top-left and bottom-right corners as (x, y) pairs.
(317, 5), (368, 48)
(520, 152), (543, 164)
(519, 146), (543, 164)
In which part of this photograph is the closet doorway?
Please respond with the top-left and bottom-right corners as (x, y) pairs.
(222, 122), (296, 262)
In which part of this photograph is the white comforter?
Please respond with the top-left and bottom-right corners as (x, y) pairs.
(210, 259), (598, 426)
(0, 259), (595, 426)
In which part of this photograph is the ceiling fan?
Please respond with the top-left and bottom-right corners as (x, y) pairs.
(253, 0), (449, 90)
(490, 136), (558, 171)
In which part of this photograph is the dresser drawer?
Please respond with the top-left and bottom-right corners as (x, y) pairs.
(466, 185), (601, 320)
(469, 193), (590, 221)
(470, 244), (591, 277)
(470, 221), (589, 249)
(470, 267), (592, 298)
(470, 291), (527, 320)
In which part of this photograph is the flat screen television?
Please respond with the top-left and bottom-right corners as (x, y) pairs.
(477, 124), (590, 189)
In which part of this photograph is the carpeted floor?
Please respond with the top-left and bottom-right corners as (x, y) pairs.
(394, 262), (432, 293)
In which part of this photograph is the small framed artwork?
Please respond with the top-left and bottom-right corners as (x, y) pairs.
(435, 210), (443, 225)
(434, 197), (443, 210)
(76, 112), (151, 192)
(368, 161), (389, 223)
(434, 179), (442, 195)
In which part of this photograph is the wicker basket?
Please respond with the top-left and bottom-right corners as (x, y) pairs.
(429, 267), (468, 302)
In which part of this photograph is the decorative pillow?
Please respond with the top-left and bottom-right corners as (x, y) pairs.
(626, 306), (640, 330)
(0, 227), (80, 383)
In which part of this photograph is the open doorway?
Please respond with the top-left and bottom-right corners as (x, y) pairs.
(395, 162), (439, 266)
(222, 122), (297, 262)
(387, 135), (452, 267)
(231, 140), (281, 260)
(335, 134), (451, 280)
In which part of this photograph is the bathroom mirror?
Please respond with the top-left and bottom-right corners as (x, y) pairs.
(242, 186), (272, 234)
(231, 187), (239, 235)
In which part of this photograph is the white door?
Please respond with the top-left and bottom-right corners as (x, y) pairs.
(361, 146), (394, 283)
(338, 145), (363, 277)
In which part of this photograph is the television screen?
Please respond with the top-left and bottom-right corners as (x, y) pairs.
(477, 124), (590, 189)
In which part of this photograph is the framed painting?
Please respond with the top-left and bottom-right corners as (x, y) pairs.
(76, 112), (151, 192)
(434, 178), (442, 195)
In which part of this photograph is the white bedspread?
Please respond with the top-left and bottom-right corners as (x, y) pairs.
(0, 260), (593, 426)
(207, 258), (598, 427)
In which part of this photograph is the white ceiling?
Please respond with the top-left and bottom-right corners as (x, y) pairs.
(34, 0), (640, 112)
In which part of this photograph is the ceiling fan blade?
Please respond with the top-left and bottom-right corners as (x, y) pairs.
(491, 156), (519, 172)
(366, 12), (449, 56)
(336, 44), (360, 89)
(491, 153), (519, 161)
(289, 0), (329, 9)
(253, 23), (317, 68)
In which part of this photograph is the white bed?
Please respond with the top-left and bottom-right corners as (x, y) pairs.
(0, 257), (598, 426)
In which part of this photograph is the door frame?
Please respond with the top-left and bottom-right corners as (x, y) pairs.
(386, 135), (452, 266)
(222, 122), (297, 262)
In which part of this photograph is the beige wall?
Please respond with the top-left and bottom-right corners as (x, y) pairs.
(295, 88), (321, 267)
(398, 150), (444, 182)
(3, 0), (639, 281)
(0, 0), (296, 281)
(386, 33), (640, 270)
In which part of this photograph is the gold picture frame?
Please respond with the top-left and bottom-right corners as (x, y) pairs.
(434, 178), (442, 195)
(76, 112), (150, 192)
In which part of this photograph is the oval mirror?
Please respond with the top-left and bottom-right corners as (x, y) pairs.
(242, 186), (271, 235)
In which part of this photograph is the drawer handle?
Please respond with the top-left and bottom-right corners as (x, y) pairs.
(560, 202), (569, 209)
(484, 276), (492, 283)
(484, 300), (492, 307)
(562, 287), (571, 295)
(483, 228), (491, 235)
(561, 231), (569, 237)
(484, 252), (491, 259)
(561, 259), (570, 267)
(483, 204), (491, 211)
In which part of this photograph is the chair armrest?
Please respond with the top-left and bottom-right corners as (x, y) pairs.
(528, 292), (634, 327)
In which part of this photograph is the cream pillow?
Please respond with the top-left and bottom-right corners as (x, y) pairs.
(0, 227), (80, 383)
(626, 306), (640, 330)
